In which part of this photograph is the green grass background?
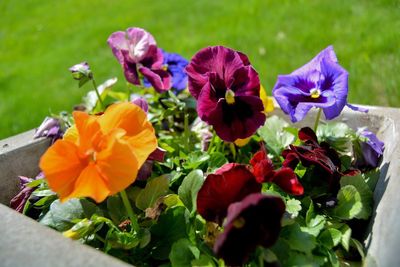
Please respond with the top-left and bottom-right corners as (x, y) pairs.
(1, 0), (399, 139)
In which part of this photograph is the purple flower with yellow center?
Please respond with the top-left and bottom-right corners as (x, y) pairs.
(107, 27), (171, 92)
(273, 46), (365, 123)
(186, 46), (266, 142)
(144, 50), (188, 92)
(214, 193), (285, 266)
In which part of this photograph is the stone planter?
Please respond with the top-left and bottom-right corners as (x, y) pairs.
(1, 106), (399, 267)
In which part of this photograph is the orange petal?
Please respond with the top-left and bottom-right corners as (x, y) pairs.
(96, 129), (139, 195)
(72, 111), (102, 151)
(126, 130), (158, 166)
(63, 125), (78, 143)
(39, 140), (87, 200)
(98, 102), (157, 166)
(98, 102), (151, 137)
(67, 163), (111, 203)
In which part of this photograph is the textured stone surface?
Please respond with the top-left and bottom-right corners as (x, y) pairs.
(0, 105), (399, 266)
(0, 204), (131, 267)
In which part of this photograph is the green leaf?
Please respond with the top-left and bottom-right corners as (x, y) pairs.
(318, 228), (342, 249)
(136, 175), (170, 211)
(303, 200), (325, 237)
(339, 225), (352, 251)
(31, 189), (55, 197)
(333, 185), (363, 220)
(40, 199), (98, 231)
(317, 122), (353, 153)
(286, 198), (302, 218)
(350, 238), (365, 260)
(169, 238), (200, 267)
(207, 152), (228, 172)
(150, 206), (190, 260)
(162, 194), (184, 209)
(178, 170), (204, 213)
(26, 178), (44, 188)
(183, 151), (210, 170)
(107, 231), (140, 250)
(107, 195), (125, 224)
(340, 174), (373, 219)
(281, 223), (316, 253)
(257, 115), (296, 156)
(191, 255), (216, 267)
(363, 169), (380, 191)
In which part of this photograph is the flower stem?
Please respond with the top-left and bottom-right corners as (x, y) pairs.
(91, 78), (105, 110)
(184, 113), (190, 152)
(120, 190), (140, 233)
(314, 108), (322, 132)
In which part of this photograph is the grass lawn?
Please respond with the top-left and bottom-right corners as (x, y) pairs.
(0, 0), (399, 139)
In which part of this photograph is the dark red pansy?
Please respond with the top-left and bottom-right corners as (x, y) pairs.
(214, 193), (285, 266)
(282, 127), (342, 191)
(197, 163), (261, 225)
(250, 148), (304, 195)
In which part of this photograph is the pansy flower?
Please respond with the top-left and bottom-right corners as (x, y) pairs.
(250, 148), (304, 195)
(214, 193), (285, 266)
(282, 127), (342, 191)
(354, 128), (384, 169)
(10, 173), (44, 213)
(186, 46), (266, 142)
(39, 102), (157, 203)
(273, 46), (365, 123)
(144, 50), (188, 92)
(196, 163), (261, 225)
(107, 27), (171, 92)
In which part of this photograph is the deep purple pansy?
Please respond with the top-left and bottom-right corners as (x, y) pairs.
(186, 46), (266, 142)
(107, 27), (171, 92)
(214, 193), (285, 266)
(354, 129), (384, 169)
(282, 127), (342, 191)
(273, 46), (366, 123)
(144, 50), (188, 92)
(250, 148), (304, 195)
(196, 163), (261, 225)
(10, 173), (44, 213)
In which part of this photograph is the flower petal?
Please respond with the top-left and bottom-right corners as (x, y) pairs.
(138, 66), (171, 92)
(272, 167), (304, 195)
(96, 130), (139, 195)
(67, 163), (111, 203)
(39, 140), (87, 201)
(214, 193), (285, 266)
(197, 163), (261, 225)
(107, 31), (128, 64)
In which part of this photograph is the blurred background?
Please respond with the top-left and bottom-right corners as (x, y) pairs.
(0, 0), (399, 139)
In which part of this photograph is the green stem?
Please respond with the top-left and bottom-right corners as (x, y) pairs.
(314, 108), (322, 132)
(120, 190), (140, 232)
(207, 130), (216, 153)
(184, 113), (190, 152)
(229, 142), (237, 160)
(91, 78), (105, 110)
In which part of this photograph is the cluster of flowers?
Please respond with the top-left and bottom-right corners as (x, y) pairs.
(12, 27), (385, 266)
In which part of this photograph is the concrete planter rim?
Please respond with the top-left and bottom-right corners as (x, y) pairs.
(0, 104), (399, 267)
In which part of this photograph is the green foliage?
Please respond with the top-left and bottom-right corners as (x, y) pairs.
(317, 122), (353, 153)
(150, 206), (190, 260)
(178, 170), (204, 214)
(333, 185), (363, 220)
(136, 175), (170, 211)
(40, 198), (99, 231)
(169, 238), (200, 267)
(340, 175), (373, 219)
(257, 116), (296, 156)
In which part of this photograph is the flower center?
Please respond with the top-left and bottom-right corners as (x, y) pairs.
(232, 217), (246, 229)
(310, 88), (321, 99)
(225, 89), (235, 104)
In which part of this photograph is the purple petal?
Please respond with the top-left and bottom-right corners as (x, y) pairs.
(107, 31), (128, 65)
(131, 96), (149, 113)
(186, 46), (245, 99)
(291, 45), (338, 77)
(125, 27), (156, 63)
(139, 66), (171, 92)
(147, 147), (166, 162)
(346, 103), (369, 113)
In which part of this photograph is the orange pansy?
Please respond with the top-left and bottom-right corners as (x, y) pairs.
(39, 102), (157, 203)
